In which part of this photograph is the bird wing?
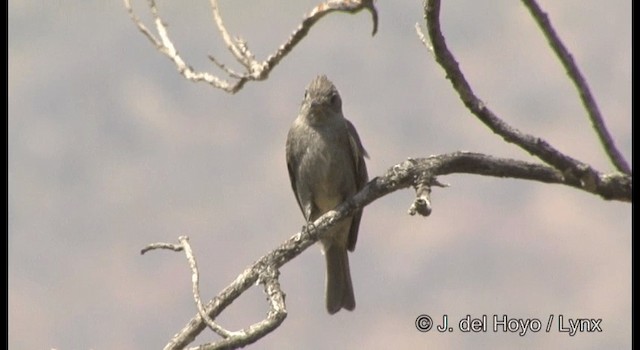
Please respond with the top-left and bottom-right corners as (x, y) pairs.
(344, 119), (369, 251)
(285, 127), (305, 219)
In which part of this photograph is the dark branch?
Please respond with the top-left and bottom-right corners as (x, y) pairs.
(160, 151), (630, 349)
(521, 0), (631, 175)
(422, 0), (613, 188)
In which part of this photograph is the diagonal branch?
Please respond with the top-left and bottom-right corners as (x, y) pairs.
(124, 0), (378, 93)
(262, 0), (377, 72)
(521, 0), (631, 175)
(421, 0), (623, 190)
(142, 238), (287, 350)
(209, 0), (254, 71)
(152, 151), (629, 349)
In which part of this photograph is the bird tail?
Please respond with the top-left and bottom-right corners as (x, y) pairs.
(324, 245), (355, 314)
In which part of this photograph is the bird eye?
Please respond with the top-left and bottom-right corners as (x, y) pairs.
(304, 90), (309, 99)
(329, 92), (340, 106)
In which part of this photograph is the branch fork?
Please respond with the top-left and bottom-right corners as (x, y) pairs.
(125, 0), (378, 93)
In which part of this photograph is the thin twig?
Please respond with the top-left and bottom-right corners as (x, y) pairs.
(521, 0), (630, 175)
(179, 236), (235, 339)
(209, 0), (253, 70)
(190, 266), (287, 350)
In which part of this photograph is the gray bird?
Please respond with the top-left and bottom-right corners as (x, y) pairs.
(286, 75), (369, 314)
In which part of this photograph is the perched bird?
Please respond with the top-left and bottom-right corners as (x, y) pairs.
(286, 75), (369, 314)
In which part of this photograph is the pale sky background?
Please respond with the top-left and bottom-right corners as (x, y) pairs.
(9, 0), (631, 349)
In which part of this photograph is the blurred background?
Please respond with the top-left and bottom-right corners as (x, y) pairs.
(9, 0), (631, 349)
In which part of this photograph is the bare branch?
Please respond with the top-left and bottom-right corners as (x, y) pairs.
(154, 151), (629, 349)
(406, 173), (449, 217)
(407, 166), (433, 216)
(422, 0), (618, 189)
(176, 236), (236, 339)
(128, 2), (630, 348)
(263, 0), (378, 72)
(209, 0), (252, 70)
(145, 240), (286, 350)
(124, 0), (378, 93)
(190, 266), (287, 350)
(124, 0), (162, 48)
(521, 0), (631, 175)
(389, 152), (630, 202)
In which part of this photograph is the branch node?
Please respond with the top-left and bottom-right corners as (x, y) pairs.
(408, 173), (437, 217)
(126, 0), (379, 94)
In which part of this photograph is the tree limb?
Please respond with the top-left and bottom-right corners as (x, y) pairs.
(420, 0), (631, 187)
(127, 1), (630, 348)
(521, 0), (631, 175)
(149, 152), (629, 349)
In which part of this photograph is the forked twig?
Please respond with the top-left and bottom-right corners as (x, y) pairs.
(124, 0), (378, 93)
(421, 0), (629, 189)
